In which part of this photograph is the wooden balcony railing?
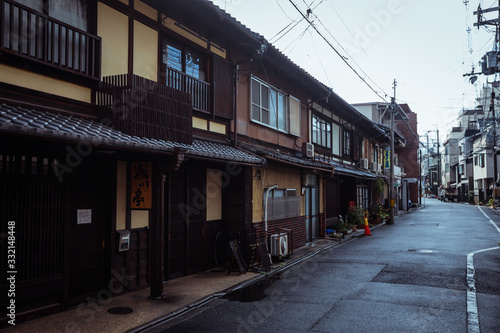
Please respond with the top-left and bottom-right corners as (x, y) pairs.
(0, 0), (101, 79)
(164, 66), (211, 113)
(98, 74), (193, 144)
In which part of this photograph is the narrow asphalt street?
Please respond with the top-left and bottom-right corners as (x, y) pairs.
(140, 199), (500, 333)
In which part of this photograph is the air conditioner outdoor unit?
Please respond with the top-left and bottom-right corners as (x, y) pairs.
(360, 158), (369, 169)
(370, 162), (381, 173)
(302, 142), (314, 158)
(270, 234), (289, 257)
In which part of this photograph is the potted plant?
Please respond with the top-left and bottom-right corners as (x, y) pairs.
(333, 221), (350, 236)
(372, 177), (385, 202)
(347, 205), (364, 229)
(370, 204), (388, 223)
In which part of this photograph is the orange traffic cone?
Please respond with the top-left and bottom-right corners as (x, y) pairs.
(364, 217), (372, 236)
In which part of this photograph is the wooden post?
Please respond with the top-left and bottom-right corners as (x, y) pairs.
(150, 160), (165, 299)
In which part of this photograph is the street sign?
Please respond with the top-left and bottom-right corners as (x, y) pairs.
(384, 148), (390, 170)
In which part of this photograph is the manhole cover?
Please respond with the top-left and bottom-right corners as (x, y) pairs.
(107, 307), (133, 315)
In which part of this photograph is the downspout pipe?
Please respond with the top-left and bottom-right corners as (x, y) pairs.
(233, 64), (239, 147)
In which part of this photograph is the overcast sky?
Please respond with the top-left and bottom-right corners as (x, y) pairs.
(210, 0), (497, 141)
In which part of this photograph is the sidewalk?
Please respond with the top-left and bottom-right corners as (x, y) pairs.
(4, 223), (389, 333)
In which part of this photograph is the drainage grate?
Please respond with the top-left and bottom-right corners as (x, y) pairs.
(107, 307), (133, 315)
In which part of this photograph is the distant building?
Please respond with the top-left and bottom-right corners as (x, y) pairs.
(352, 102), (418, 210)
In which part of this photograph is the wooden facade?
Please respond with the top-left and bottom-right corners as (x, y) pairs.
(98, 74), (193, 144)
(0, 141), (114, 318)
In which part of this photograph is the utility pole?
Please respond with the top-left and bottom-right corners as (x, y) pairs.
(473, 2), (500, 201)
(491, 90), (498, 198)
(426, 133), (430, 196)
(419, 149), (422, 206)
(388, 79), (396, 225)
(436, 127), (441, 190)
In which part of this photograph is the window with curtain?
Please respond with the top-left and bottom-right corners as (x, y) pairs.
(263, 188), (300, 220)
(343, 129), (352, 157)
(332, 123), (340, 156)
(162, 41), (206, 81)
(356, 186), (369, 210)
(251, 76), (299, 135)
(372, 145), (379, 163)
(15, 0), (88, 31)
(312, 113), (332, 149)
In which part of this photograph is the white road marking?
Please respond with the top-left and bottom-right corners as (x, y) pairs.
(478, 206), (500, 234)
(466, 207), (500, 333)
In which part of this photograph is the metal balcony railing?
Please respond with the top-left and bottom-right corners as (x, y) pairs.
(0, 0), (101, 79)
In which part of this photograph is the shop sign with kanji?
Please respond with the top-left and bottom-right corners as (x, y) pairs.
(130, 162), (152, 209)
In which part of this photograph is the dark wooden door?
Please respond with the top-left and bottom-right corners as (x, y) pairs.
(166, 170), (187, 280)
(325, 178), (340, 228)
(165, 168), (206, 279)
(185, 170), (205, 275)
(0, 152), (65, 312)
(65, 157), (111, 305)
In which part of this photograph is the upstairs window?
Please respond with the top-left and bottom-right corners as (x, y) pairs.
(312, 114), (331, 149)
(343, 129), (352, 157)
(358, 137), (363, 160)
(250, 76), (300, 136)
(332, 123), (340, 156)
(162, 42), (206, 81)
(162, 40), (210, 112)
(14, 0), (88, 31)
(372, 145), (379, 163)
(2, 0), (97, 77)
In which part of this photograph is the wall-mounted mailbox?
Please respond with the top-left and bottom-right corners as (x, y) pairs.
(117, 229), (130, 252)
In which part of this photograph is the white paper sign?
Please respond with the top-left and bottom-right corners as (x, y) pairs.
(77, 209), (92, 224)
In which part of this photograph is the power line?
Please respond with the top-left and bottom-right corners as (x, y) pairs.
(286, 0), (390, 103)
(307, 29), (333, 87)
(327, 1), (369, 57)
(281, 25), (311, 55)
(312, 12), (388, 99)
(275, 0), (296, 21)
(269, 17), (303, 44)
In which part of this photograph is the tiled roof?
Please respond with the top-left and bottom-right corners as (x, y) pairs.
(0, 103), (265, 165)
(262, 150), (333, 171)
(330, 161), (378, 179)
(256, 149), (379, 179)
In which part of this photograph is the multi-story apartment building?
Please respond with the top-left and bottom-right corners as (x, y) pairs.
(440, 127), (461, 201)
